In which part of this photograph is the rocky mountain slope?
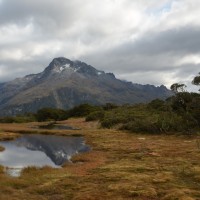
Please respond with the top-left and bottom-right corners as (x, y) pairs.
(0, 57), (172, 116)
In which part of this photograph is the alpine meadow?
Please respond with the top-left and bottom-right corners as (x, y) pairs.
(1, 0), (200, 200)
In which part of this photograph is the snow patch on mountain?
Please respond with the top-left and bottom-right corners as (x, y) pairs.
(97, 72), (103, 75)
(60, 64), (70, 72)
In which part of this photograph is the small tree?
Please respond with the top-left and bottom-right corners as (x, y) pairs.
(170, 83), (187, 93)
(192, 72), (200, 91)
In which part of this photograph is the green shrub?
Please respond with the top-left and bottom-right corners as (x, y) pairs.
(102, 103), (118, 110)
(148, 99), (165, 110)
(36, 108), (68, 122)
(121, 119), (159, 133)
(100, 113), (136, 128)
(155, 112), (185, 132)
(85, 111), (105, 121)
(0, 115), (36, 123)
(68, 104), (100, 117)
(101, 117), (124, 128)
(0, 116), (16, 123)
(99, 96), (200, 134)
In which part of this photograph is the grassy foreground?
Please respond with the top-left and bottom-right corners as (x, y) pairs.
(0, 119), (200, 200)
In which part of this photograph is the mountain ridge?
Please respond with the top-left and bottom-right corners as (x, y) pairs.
(0, 57), (172, 116)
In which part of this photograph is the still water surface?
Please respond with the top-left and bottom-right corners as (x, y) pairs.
(37, 123), (80, 130)
(0, 134), (90, 176)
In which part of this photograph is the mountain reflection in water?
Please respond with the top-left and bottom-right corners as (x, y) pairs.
(16, 134), (90, 165)
(0, 134), (90, 170)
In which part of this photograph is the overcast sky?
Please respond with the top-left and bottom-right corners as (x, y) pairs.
(0, 0), (199, 90)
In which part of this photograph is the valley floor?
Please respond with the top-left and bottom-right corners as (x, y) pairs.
(0, 118), (200, 200)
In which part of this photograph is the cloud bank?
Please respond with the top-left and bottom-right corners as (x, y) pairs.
(0, 0), (199, 90)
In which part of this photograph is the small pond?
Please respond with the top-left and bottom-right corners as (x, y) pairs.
(0, 134), (90, 177)
(37, 123), (80, 130)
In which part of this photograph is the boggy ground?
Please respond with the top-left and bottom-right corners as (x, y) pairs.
(0, 118), (200, 200)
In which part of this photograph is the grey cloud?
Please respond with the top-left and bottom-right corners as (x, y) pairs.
(0, 59), (46, 82)
(111, 25), (200, 58)
(175, 64), (200, 78)
(81, 25), (200, 72)
(0, 0), (76, 25)
(0, 0), (200, 91)
(0, 0), (89, 40)
(78, 24), (200, 89)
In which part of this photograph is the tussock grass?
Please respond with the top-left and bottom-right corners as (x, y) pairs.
(0, 118), (200, 199)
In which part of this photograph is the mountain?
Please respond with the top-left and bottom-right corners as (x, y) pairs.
(0, 57), (172, 116)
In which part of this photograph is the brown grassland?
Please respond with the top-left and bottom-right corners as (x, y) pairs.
(0, 118), (200, 200)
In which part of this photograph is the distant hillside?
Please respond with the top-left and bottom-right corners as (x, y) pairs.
(0, 57), (172, 116)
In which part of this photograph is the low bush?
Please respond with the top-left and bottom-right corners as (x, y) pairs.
(99, 97), (200, 134)
(36, 108), (68, 122)
(68, 104), (102, 117)
(0, 115), (36, 123)
(102, 103), (118, 110)
(147, 99), (165, 110)
(120, 118), (159, 134)
(85, 111), (105, 121)
(101, 117), (126, 128)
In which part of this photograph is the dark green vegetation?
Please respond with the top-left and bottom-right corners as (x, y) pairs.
(2, 90), (199, 134)
(100, 94), (199, 134)
(192, 72), (200, 89)
(0, 103), (114, 123)
(0, 113), (36, 123)
(36, 108), (68, 122)
(87, 73), (200, 134)
(0, 72), (199, 135)
(0, 93), (199, 134)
